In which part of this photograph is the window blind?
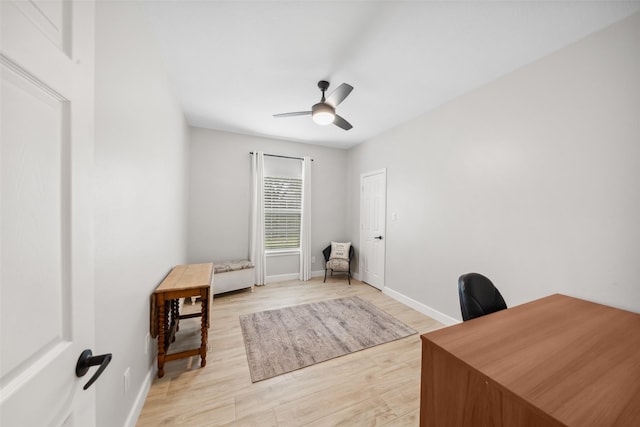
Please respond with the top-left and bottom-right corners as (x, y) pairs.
(264, 177), (302, 250)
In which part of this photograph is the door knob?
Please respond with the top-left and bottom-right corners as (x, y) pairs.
(76, 349), (112, 390)
(374, 236), (383, 240)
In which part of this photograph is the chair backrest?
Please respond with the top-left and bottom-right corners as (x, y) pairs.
(458, 273), (507, 321)
(322, 245), (331, 262)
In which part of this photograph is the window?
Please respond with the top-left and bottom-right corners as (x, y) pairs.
(264, 176), (302, 250)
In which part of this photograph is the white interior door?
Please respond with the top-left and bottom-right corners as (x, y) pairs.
(360, 169), (386, 290)
(1, 1), (97, 426)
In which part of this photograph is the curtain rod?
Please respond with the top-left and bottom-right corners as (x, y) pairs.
(249, 152), (314, 162)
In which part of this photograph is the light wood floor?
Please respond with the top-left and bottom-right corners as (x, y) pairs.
(136, 277), (445, 426)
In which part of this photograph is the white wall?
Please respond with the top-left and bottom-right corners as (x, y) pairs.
(94, 2), (189, 426)
(348, 12), (640, 321)
(188, 128), (348, 278)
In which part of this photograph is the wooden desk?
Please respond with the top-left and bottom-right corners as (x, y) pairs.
(420, 294), (640, 427)
(152, 263), (213, 378)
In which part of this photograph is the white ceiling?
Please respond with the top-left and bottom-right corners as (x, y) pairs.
(140, 1), (640, 149)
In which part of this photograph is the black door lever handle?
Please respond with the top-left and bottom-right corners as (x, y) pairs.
(374, 236), (383, 240)
(76, 349), (112, 390)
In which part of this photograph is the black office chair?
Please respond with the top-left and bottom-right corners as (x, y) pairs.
(322, 244), (355, 284)
(458, 273), (507, 321)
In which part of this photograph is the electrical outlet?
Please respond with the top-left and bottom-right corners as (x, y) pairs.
(123, 367), (130, 395)
(311, 256), (316, 264)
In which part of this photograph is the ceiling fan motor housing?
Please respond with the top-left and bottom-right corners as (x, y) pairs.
(312, 102), (334, 115)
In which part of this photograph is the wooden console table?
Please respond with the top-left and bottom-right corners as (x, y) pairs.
(151, 263), (213, 378)
(420, 294), (640, 426)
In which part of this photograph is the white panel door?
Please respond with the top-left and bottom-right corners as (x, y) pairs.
(1, 1), (97, 426)
(360, 169), (386, 290)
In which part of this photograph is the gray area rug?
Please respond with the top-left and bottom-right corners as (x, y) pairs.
(239, 296), (417, 382)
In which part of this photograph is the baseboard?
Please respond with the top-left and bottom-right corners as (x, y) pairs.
(124, 362), (156, 427)
(265, 272), (299, 283)
(310, 270), (359, 281)
(265, 270), (330, 282)
(264, 271), (357, 282)
(383, 287), (460, 326)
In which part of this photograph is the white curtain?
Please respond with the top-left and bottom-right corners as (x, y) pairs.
(299, 156), (312, 281)
(249, 151), (266, 286)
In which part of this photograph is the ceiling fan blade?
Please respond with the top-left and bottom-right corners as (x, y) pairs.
(333, 114), (353, 130)
(325, 83), (353, 107)
(273, 111), (312, 118)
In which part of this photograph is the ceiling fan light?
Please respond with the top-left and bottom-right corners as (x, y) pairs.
(313, 111), (334, 125)
(312, 103), (335, 126)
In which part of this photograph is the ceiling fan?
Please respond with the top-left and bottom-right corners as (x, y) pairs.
(273, 80), (354, 130)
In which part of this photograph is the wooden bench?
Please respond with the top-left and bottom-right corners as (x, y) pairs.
(150, 263), (213, 378)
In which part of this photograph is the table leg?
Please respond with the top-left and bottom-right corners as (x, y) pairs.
(200, 288), (208, 367)
(157, 297), (166, 378)
(164, 303), (171, 347)
(171, 299), (179, 341)
(175, 299), (181, 332)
